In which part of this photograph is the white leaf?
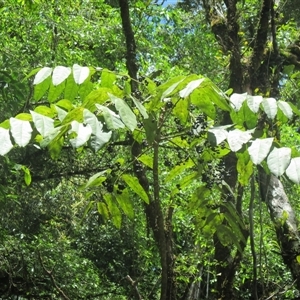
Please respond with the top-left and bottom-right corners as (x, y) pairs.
(33, 67), (52, 85)
(247, 95), (263, 113)
(73, 64), (90, 84)
(278, 100), (293, 119)
(179, 79), (204, 98)
(248, 138), (273, 165)
(55, 106), (68, 122)
(262, 98), (277, 119)
(227, 129), (252, 152)
(229, 93), (247, 111)
(208, 126), (230, 145)
(69, 121), (92, 148)
(52, 66), (71, 86)
(267, 147), (291, 177)
(286, 157), (300, 184)
(10, 118), (32, 147)
(0, 128), (13, 155)
(30, 111), (54, 136)
(96, 104), (125, 130)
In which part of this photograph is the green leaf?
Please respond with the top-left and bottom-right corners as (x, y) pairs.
(10, 118), (33, 147)
(83, 170), (108, 189)
(103, 193), (122, 228)
(34, 105), (56, 118)
(262, 98), (277, 119)
(190, 88), (216, 119)
(109, 94), (137, 131)
(267, 147), (291, 177)
(0, 128), (13, 155)
(237, 153), (253, 186)
(131, 95), (149, 119)
(165, 158), (195, 183)
(297, 255), (300, 264)
(56, 99), (74, 111)
(248, 138), (273, 165)
(138, 154), (153, 169)
(33, 67), (52, 85)
(143, 114), (157, 144)
(97, 202), (109, 221)
(52, 66), (71, 86)
(73, 64), (90, 85)
(83, 88), (110, 111)
(172, 97), (189, 124)
(21, 166), (31, 186)
(33, 75), (51, 101)
(64, 74), (79, 101)
(216, 224), (243, 253)
(227, 129), (252, 152)
(115, 188), (134, 219)
(286, 157), (300, 184)
(30, 111), (55, 136)
(122, 174), (149, 204)
(100, 69), (116, 88)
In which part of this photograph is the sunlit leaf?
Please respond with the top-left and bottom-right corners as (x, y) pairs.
(229, 93), (247, 111)
(122, 174), (149, 204)
(69, 120), (92, 148)
(10, 118), (32, 147)
(262, 98), (277, 119)
(0, 128), (13, 155)
(179, 78), (204, 98)
(30, 110), (55, 136)
(33, 67), (52, 85)
(286, 157), (300, 184)
(248, 138), (274, 165)
(278, 100), (293, 119)
(52, 66), (71, 86)
(247, 95), (263, 113)
(267, 147), (291, 177)
(227, 129), (252, 152)
(73, 64), (90, 84)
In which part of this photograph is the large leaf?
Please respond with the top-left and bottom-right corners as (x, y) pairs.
(131, 95), (149, 119)
(115, 188), (134, 219)
(190, 88), (216, 119)
(122, 174), (149, 204)
(229, 93), (247, 111)
(96, 104), (125, 130)
(109, 94), (137, 131)
(267, 147), (291, 177)
(100, 69), (116, 88)
(52, 66), (71, 86)
(73, 64), (90, 85)
(227, 129), (252, 152)
(103, 193), (122, 228)
(247, 95), (263, 113)
(286, 157), (300, 184)
(172, 97), (189, 124)
(0, 128), (13, 155)
(278, 100), (293, 119)
(248, 138), (274, 165)
(10, 118), (32, 147)
(165, 158), (195, 183)
(179, 78), (204, 98)
(30, 111), (54, 136)
(69, 120), (92, 148)
(262, 98), (277, 119)
(208, 125), (231, 145)
(83, 109), (112, 150)
(33, 67), (52, 85)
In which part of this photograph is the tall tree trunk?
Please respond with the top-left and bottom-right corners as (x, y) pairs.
(118, 1), (176, 299)
(258, 167), (300, 290)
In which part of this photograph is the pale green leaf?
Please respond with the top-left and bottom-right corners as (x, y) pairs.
(0, 128), (13, 155)
(73, 64), (90, 84)
(69, 120), (92, 148)
(10, 118), (32, 147)
(104, 193), (122, 228)
(267, 147), (291, 177)
(33, 67), (52, 85)
(115, 188), (134, 219)
(52, 66), (71, 86)
(248, 138), (274, 165)
(30, 110), (54, 136)
(278, 100), (293, 119)
(55, 106), (68, 122)
(109, 94), (137, 131)
(262, 98), (277, 119)
(96, 104), (125, 130)
(229, 93), (247, 111)
(286, 157), (300, 184)
(179, 78), (205, 98)
(131, 95), (149, 119)
(227, 129), (252, 152)
(165, 158), (195, 183)
(247, 95), (263, 113)
(21, 166), (31, 186)
(138, 154), (153, 169)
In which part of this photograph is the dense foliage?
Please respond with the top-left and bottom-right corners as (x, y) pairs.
(1, 0), (300, 299)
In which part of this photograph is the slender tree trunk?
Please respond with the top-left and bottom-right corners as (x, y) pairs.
(119, 1), (176, 299)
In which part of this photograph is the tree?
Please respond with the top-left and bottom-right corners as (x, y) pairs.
(1, 0), (300, 299)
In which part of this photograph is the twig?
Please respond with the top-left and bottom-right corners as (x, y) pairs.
(125, 275), (143, 300)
